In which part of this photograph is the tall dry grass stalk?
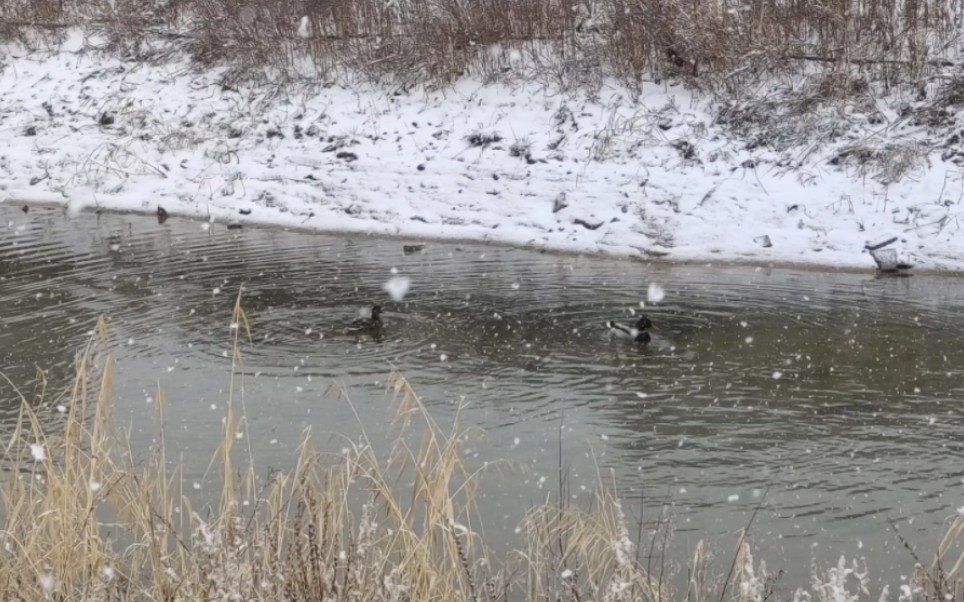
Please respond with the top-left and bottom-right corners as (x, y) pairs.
(0, 303), (962, 600)
(0, 304), (646, 601)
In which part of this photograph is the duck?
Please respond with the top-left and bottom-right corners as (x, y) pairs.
(607, 315), (653, 344)
(348, 304), (383, 333)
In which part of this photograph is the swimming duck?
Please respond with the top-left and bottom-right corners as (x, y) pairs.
(607, 315), (653, 344)
(348, 304), (383, 333)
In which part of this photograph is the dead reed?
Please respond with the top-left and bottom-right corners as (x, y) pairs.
(1, 0), (962, 91)
(0, 299), (963, 601)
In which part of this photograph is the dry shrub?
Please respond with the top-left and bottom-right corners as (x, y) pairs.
(0, 0), (67, 47)
(2, 0), (963, 91)
(78, 0), (160, 58)
(829, 141), (928, 184)
(187, 0), (297, 72)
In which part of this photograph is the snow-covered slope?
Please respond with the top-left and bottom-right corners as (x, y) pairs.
(2, 33), (962, 271)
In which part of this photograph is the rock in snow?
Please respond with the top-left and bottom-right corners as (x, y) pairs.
(552, 192), (569, 213)
(754, 235), (772, 248)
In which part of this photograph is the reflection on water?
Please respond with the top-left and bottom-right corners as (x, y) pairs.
(2, 204), (963, 590)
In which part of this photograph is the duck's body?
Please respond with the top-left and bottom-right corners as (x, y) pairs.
(607, 315), (653, 344)
(348, 305), (383, 333)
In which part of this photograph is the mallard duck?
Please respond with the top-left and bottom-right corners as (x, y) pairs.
(348, 304), (383, 333)
(607, 315), (653, 344)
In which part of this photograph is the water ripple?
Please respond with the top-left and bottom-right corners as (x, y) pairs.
(3, 204), (964, 585)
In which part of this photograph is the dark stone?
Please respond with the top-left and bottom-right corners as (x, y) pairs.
(573, 218), (603, 230)
(552, 192), (568, 213)
(99, 113), (115, 126)
(672, 139), (696, 160)
(466, 132), (502, 147)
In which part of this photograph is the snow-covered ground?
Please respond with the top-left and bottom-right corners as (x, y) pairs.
(2, 32), (963, 271)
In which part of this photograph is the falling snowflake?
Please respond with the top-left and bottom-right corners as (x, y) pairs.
(29, 443), (46, 462)
(39, 573), (56, 594)
(382, 276), (411, 301)
(647, 283), (666, 303)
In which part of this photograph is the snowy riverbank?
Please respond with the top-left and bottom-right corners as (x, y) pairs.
(2, 33), (963, 271)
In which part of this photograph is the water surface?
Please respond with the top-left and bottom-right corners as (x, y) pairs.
(1, 203), (962, 590)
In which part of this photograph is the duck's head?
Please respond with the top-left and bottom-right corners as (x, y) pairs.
(371, 305), (383, 319)
(635, 315), (653, 330)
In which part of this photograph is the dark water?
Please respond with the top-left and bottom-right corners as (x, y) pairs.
(2, 203), (963, 591)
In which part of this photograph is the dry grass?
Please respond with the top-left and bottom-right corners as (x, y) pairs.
(1, 296), (964, 601)
(4, 0), (964, 160)
(1, 0), (962, 90)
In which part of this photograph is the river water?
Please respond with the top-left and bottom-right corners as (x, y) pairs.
(1, 203), (963, 591)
